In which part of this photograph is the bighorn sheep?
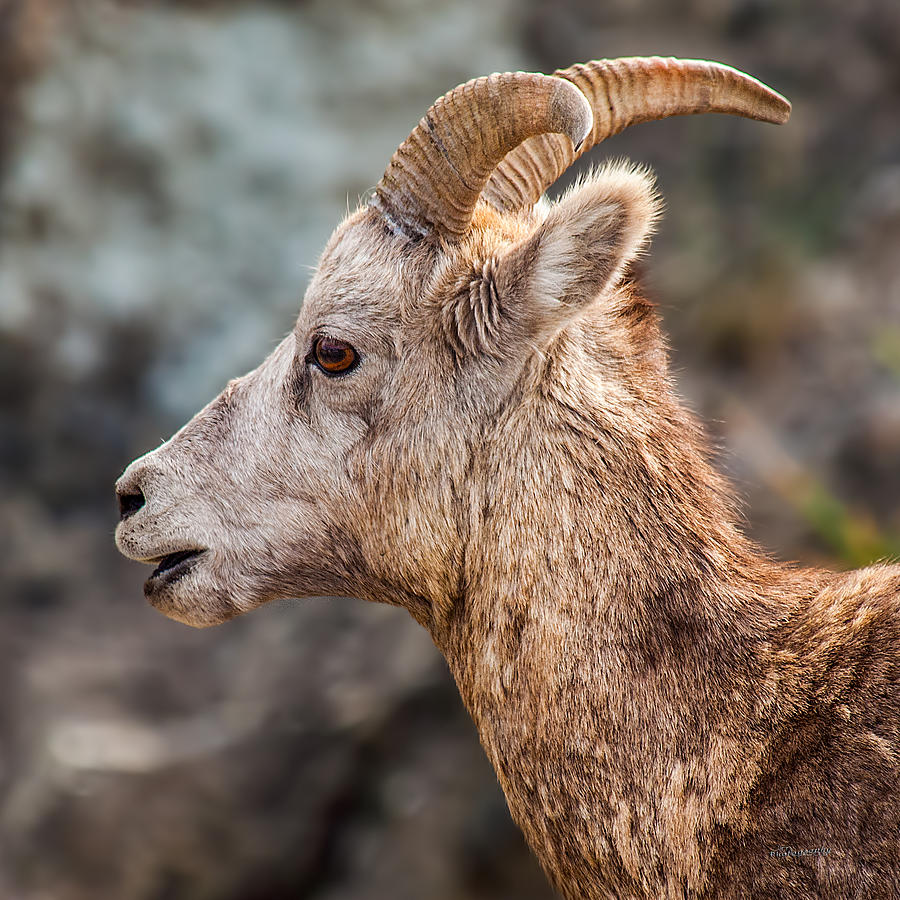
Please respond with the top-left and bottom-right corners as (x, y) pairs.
(115, 58), (900, 899)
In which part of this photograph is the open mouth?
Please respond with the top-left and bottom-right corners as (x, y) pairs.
(146, 549), (205, 588)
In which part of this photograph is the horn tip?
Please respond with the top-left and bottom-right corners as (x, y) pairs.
(550, 77), (594, 152)
(760, 88), (792, 125)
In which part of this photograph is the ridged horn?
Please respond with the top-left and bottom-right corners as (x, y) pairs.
(371, 72), (593, 240)
(482, 57), (791, 213)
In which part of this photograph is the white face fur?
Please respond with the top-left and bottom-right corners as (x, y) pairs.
(115, 165), (658, 628)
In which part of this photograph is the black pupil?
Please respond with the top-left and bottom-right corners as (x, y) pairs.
(316, 338), (353, 371)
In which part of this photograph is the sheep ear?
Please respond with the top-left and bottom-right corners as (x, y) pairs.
(494, 165), (660, 342)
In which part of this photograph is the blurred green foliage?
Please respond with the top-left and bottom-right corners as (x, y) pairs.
(873, 328), (900, 380)
(792, 477), (900, 568)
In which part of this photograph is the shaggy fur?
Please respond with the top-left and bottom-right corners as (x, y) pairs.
(116, 161), (900, 899)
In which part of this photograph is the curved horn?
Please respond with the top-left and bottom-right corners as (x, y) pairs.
(371, 72), (593, 240)
(482, 57), (791, 213)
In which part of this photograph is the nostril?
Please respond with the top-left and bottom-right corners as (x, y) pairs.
(118, 489), (146, 521)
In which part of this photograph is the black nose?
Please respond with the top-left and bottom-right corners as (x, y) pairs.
(117, 487), (146, 521)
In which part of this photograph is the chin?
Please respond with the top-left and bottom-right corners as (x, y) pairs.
(145, 590), (240, 628)
(143, 560), (249, 628)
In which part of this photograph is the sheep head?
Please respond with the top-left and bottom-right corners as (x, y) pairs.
(114, 58), (789, 632)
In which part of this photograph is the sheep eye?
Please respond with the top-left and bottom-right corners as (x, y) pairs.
(312, 336), (358, 375)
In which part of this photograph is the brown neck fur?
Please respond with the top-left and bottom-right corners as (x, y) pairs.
(431, 283), (824, 898)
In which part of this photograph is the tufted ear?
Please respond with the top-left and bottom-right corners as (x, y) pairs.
(494, 164), (660, 345)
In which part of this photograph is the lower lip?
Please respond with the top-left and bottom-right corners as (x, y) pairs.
(144, 550), (205, 594)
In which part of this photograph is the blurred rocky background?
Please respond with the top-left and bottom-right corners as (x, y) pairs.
(0, 0), (897, 897)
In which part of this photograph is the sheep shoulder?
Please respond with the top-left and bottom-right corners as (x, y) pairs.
(715, 564), (900, 898)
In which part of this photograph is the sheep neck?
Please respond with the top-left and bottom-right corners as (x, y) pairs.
(436, 351), (821, 897)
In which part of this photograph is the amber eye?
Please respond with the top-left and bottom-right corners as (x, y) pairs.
(312, 335), (358, 375)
